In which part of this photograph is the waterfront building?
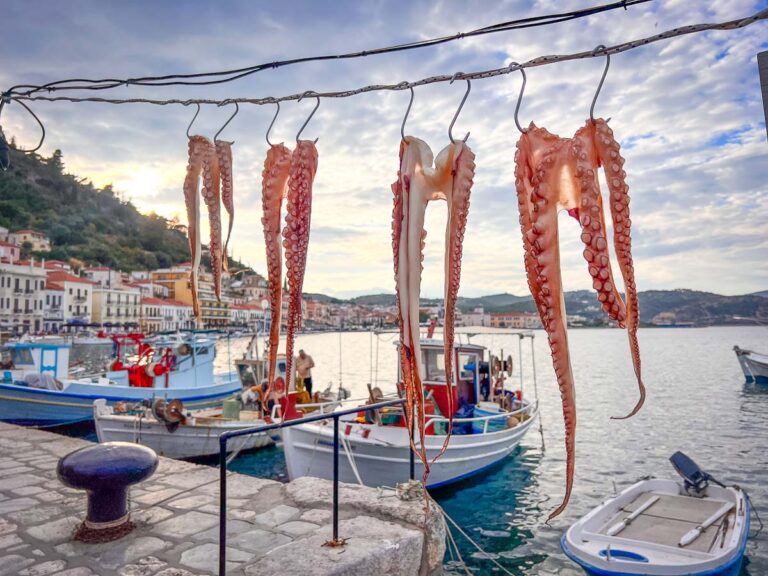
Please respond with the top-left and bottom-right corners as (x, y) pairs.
(43, 281), (64, 333)
(0, 260), (46, 333)
(490, 311), (542, 329)
(8, 229), (51, 252)
(0, 240), (21, 263)
(460, 306), (491, 327)
(240, 273), (269, 303)
(230, 302), (265, 331)
(92, 284), (141, 329)
(139, 297), (194, 333)
(45, 270), (94, 329)
(151, 266), (231, 328)
(83, 266), (122, 288)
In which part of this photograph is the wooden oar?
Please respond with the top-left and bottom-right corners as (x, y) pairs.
(606, 495), (660, 536)
(679, 502), (735, 547)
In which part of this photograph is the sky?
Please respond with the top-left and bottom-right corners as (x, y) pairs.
(1, 0), (767, 298)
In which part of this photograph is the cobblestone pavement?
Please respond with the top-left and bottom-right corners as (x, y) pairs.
(0, 422), (444, 575)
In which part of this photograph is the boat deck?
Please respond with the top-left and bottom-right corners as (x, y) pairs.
(599, 492), (733, 553)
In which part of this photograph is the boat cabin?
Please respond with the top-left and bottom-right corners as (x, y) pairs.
(397, 339), (487, 417)
(1, 342), (72, 383)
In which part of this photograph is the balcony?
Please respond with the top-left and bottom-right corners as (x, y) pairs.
(73, 296), (87, 303)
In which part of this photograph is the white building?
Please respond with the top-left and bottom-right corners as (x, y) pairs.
(140, 297), (194, 333)
(43, 282), (65, 333)
(92, 285), (142, 329)
(459, 306), (491, 327)
(83, 267), (122, 289)
(46, 270), (95, 327)
(0, 261), (46, 334)
(230, 303), (265, 331)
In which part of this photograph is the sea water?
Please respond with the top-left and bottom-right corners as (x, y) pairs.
(64, 326), (768, 574)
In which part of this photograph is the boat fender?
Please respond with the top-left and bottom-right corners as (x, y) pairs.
(506, 416), (519, 428)
(361, 428), (371, 439)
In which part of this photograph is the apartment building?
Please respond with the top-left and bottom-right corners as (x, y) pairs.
(92, 285), (142, 328)
(0, 261), (46, 333)
(489, 311), (542, 329)
(230, 303), (265, 331)
(45, 269), (95, 324)
(140, 297), (194, 333)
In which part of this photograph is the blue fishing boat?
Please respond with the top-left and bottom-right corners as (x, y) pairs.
(561, 453), (751, 576)
(0, 334), (241, 426)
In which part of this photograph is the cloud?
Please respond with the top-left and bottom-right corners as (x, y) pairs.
(1, 0), (766, 299)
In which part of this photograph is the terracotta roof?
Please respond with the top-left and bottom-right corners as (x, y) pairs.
(0, 240), (19, 249)
(46, 270), (95, 285)
(12, 229), (46, 236)
(141, 297), (167, 306)
(45, 281), (64, 291)
(232, 303), (263, 310)
(85, 266), (112, 271)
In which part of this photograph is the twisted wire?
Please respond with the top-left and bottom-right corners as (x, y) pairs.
(11, 8), (766, 110)
(6, 0), (652, 96)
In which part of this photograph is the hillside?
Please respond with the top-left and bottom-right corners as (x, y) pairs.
(0, 146), (245, 273)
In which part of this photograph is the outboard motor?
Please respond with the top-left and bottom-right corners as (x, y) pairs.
(670, 451), (714, 496)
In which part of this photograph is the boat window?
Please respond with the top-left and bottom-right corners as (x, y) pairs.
(423, 349), (446, 382)
(458, 353), (478, 382)
(11, 348), (34, 365)
(197, 346), (209, 355)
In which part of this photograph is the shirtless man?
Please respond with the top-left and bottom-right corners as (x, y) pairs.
(297, 349), (315, 396)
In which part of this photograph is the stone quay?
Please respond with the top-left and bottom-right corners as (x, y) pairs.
(0, 422), (445, 575)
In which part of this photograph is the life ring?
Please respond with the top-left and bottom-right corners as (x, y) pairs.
(145, 362), (157, 377)
(273, 377), (286, 395)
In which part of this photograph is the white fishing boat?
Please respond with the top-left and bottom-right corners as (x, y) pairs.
(561, 452), (751, 576)
(282, 334), (540, 489)
(93, 398), (274, 459)
(733, 345), (768, 384)
(0, 333), (241, 426)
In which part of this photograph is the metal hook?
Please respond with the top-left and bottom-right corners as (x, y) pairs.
(1, 98), (46, 154)
(186, 103), (201, 139)
(266, 101), (280, 147)
(296, 91), (320, 144)
(590, 45), (610, 122)
(399, 82), (414, 142)
(448, 73), (471, 144)
(214, 101), (239, 143)
(509, 62), (527, 134)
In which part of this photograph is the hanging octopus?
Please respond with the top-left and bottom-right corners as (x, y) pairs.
(282, 140), (318, 398)
(183, 136), (211, 319)
(260, 144), (292, 401)
(515, 118), (643, 520)
(200, 141), (223, 301)
(392, 136), (475, 479)
(216, 140), (235, 272)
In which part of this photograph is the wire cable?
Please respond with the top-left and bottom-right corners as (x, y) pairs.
(5, 0), (653, 97)
(12, 8), (766, 110)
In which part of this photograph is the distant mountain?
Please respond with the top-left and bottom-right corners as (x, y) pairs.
(303, 292), (343, 304)
(331, 288), (768, 327)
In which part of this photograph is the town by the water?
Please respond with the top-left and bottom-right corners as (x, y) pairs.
(1, 3), (767, 576)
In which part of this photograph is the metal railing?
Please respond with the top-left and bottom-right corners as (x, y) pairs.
(217, 397), (410, 576)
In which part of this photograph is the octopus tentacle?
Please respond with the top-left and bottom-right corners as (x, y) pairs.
(439, 140), (475, 461)
(592, 119), (645, 419)
(184, 136), (208, 320)
(216, 141), (235, 272)
(282, 140), (317, 400)
(528, 143), (577, 521)
(261, 144), (292, 402)
(571, 124), (626, 326)
(200, 140), (223, 300)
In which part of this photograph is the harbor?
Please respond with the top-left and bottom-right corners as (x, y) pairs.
(1, 1), (767, 575)
(0, 328), (765, 574)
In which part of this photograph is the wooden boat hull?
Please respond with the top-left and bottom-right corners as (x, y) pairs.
(93, 400), (273, 459)
(561, 479), (749, 576)
(282, 405), (537, 489)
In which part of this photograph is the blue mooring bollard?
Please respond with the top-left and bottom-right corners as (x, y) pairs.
(57, 441), (158, 542)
